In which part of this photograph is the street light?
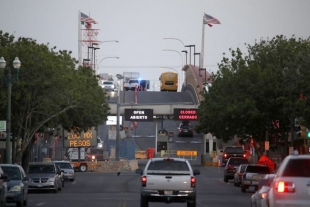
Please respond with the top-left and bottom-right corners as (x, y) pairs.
(182, 50), (188, 65)
(163, 38), (185, 48)
(162, 49), (183, 67)
(83, 58), (90, 66)
(194, 52), (200, 67)
(99, 40), (119, 45)
(185, 45), (195, 65)
(0, 56), (21, 164)
(115, 74), (124, 161)
(160, 67), (180, 91)
(98, 57), (120, 66)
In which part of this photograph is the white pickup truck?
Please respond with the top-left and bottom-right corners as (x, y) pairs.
(124, 79), (140, 91)
(241, 164), (270, 193)
(136, 157), (200, 207)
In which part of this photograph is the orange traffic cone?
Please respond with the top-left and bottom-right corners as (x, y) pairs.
(217, 160), (221, 167)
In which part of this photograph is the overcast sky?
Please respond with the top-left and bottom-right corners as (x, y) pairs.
(1, 0), (310, 90)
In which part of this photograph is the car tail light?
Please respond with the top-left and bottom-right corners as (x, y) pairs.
(224, 153), (228, 158)
(191, 176), (196, 187)
(142, 176), (147, 187)
(261, 192), (267, 199)
(275, 181), (295, 193)
(243, 154), (246, 158)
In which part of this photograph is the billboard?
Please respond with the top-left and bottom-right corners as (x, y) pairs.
(63, 127), (97, 148)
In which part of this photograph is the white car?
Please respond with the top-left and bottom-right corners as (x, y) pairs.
(268, 154), (310, 207)
(251, 174), (275, 207)
(101, 81), (116, 91)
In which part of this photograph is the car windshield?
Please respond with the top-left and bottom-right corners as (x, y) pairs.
(180, 124), (191, 129)
(225, 147), (244, 153)
(282, 159), (310, 177)
(147, 161), (189, 171)
(103, 82), (113, 85)
(55, 163), (73, 169)
(1, 166), (21, 180)
(27, 165), (55, 174)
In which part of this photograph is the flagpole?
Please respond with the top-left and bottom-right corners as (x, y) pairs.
(78, 10), (82, 66)
(200, 13), (205, 69)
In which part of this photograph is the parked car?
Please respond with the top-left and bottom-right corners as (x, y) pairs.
(241, 164), (270, 193)
(26, 162), (62, 193)
(177, 121), (194, 137)
(53, 161), (75, 181)
(0, 164), (29, 207)
(101, 81), (116, 91)
(251, 174), (275, 207)
(136, 157), (200, 207)
(268, 154), (310, 207)
(0, 167), (9, 207)
(224, 157), (249, 182)
(222, 146), (246, 166)
(233, 164), (248, 186)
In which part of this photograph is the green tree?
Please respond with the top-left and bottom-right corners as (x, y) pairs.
(0, 31), (109, 167)
(196, 35), (310, 157)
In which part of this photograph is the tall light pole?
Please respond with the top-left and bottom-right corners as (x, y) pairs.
(98, 57), (120, 66)
(116, 74), (123, 161)
(160, 67), (180, 91)
(99, 40), (119, 45)
(163, 38), (185, 48)
(185, 45), (195, 65)
(182, 50), (188, 65)
(194, 52), (200, 67)
(0, 57), (21, 164)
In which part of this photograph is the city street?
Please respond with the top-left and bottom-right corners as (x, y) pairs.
(27, 163), (253, 207)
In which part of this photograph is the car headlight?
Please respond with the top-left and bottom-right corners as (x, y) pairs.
(92, 155), (95, 159)
(9, 185), (22, 192)
(68, 172), (74, 175)
(48, 177), (56, 182)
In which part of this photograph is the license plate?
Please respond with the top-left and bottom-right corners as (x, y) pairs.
(37, 183), (43, 187)
(249, 186), (255, 191)
(164, 190), (172, 195)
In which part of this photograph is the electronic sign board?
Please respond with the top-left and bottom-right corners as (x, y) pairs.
(124, 109), (153, 121)
(174, 108), (198, 121)
(63, 127), (97, 147)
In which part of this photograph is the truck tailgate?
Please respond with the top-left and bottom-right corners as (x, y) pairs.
(246, 173), (265, 182)
(146, 173), (192, 190)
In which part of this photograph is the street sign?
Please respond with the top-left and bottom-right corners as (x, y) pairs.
(177, 150), (197, 156)
(174, 109), (198, 121)
(124, 109), (153, 121)
(0, 121), (6, 132)
(63, 127), (97, 147)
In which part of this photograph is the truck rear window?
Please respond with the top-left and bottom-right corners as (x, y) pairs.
(246, 165), (270, 174)
(224, 147), (244, 153)
(147, 161), (189, 171)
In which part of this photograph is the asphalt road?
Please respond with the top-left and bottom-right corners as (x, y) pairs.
(26, 164), (253, 207)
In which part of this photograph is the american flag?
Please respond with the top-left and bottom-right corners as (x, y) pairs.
(81, 12), (98, 24)
(204, 13), (221, 27)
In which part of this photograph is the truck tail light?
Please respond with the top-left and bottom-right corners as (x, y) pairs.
(243, 154), (246, 158)
(142, 176), (147, 187)
(224, 153), (228, 158)
(275, 181), (295, 193)
(242, 173), (246, 182)
(191, 176), (196, 187)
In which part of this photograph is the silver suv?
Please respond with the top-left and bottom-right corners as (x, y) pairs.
(101, 81), (116, 91)
(136, 158), (200, 207)
(26, 162), (62, 193)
